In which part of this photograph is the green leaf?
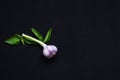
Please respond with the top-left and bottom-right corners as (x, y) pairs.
(24, 38), (36, 44)
(43, 28), (52, 43)
(15, 34), (25, 45)
(5, 34), (21, 45)
(21, 37), (25, 45)
(15, 34), (22, 38)
(31, 28), (43, 41)
(24, 39), (32, 44)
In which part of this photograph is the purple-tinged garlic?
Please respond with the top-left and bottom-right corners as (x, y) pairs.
(22, 33), (57, 59)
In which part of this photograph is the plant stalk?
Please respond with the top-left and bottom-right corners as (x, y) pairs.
(22, 33), (46, 48)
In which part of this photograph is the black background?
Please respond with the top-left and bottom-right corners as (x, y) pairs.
(0, 0), (120, 80)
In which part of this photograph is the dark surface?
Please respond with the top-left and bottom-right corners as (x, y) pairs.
(0, 0), (120, 80)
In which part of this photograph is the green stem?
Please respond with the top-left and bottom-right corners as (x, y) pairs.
(22, 33), (46, 48)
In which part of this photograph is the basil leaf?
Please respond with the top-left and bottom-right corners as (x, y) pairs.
(31, 28), (43, 41)
(5, 35), (21, 45)
(43, 28), (52, 43)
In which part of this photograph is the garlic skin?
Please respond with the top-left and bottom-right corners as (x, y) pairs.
(43, 45), (58, 59)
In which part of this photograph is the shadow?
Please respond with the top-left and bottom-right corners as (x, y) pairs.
(40, 53), (58, 64)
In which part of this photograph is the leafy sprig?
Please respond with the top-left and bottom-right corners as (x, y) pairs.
(5, 28), (52, 45)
